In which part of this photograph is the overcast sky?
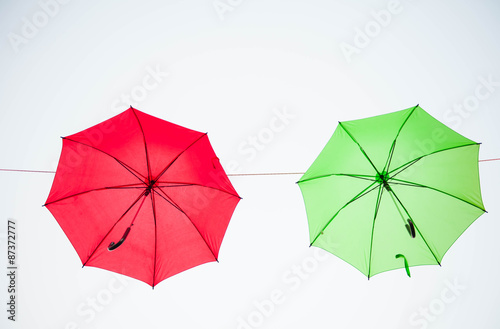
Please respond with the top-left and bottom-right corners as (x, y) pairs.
(1, 1), (500, 329)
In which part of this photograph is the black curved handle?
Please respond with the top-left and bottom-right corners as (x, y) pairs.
(405, 219), (416, 238)
(108, 227), (131, 251)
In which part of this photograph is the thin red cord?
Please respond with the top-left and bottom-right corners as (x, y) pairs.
(0, 158), (498, 176)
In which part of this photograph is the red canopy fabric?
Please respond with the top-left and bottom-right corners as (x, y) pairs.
(45, 107), (240, 287)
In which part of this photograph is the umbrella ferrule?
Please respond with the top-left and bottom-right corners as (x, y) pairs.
(376, 171), (392, 192)
(145, 181), (155, 197)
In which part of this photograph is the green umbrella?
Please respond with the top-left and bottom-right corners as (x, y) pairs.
(297, 105), (486, 278)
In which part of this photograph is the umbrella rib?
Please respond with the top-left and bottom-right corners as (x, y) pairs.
(105, 186), (149, 189)
(390, 178), (486, 212)
(155, 181), (241, 199)
(386, 180), (423, 188)
(367, 184), (384, 279)
(388, 142), (480, 176)
(386, 188), (441, 266)
(83, 190), (148, 267)
(338, 122), (380, 174)
(387, 158), (421, 179)
(153, 187), (219, 261)
(43, 182), (147, 206)
(383, 104), (419, 173)
(63, 137), (147, 182)
(310, 181), (379, 246)
(150, 189), (158, 289)
(131, 108), (152, 182)
(157, 183), (199, 188)
(152, 133), (208, 184)
(297, 173), (377, 184)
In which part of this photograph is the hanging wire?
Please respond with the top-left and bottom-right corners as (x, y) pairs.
(0, 157), (498, 176)
(479, 158), (500, 163)
(0, 169), (57, 174)
(228, 172), (304, 176)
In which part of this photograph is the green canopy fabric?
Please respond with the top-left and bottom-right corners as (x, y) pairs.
(298, 105), (486, 278)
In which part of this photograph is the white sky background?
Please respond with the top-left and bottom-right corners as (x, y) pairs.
(1, 0), (499, 328)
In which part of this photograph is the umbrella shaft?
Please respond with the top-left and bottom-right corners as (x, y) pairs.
(382, 181), (392, 192)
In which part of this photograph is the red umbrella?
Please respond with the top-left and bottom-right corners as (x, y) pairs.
(45, 107), (241, 287)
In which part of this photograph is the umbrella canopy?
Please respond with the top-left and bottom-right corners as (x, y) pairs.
(45, 107), (241, 287)
(297, 105), (486, 278)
